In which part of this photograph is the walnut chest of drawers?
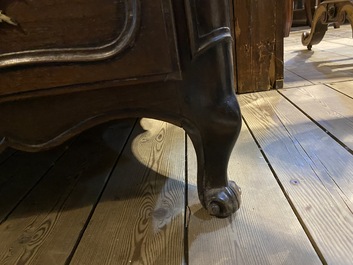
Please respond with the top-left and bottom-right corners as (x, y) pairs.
(0, 0), (242, 218)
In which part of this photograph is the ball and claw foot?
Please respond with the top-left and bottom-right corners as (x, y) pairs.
(205, 181), (241, 218)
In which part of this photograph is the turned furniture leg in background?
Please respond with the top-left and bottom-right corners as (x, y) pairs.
(304, 1), (340, 28)
(305, 0), (316, 26)
(284, 0), (316, 37)
(302, 0), (353, 49)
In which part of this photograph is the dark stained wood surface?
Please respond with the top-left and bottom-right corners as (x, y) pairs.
(233, 0), (284, 93)
(0, 0), (180, 95)
(1, 0), (242, 219)
(1, 0), (124, 52)
(0, 148), (15, 165)
(0, 144), (69, 223)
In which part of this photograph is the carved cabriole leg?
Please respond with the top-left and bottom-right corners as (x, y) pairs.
(183, 101), (242, 218)
(181, 51), (242, 217)
(182, 0), (242, 218)
(302, 0), (353, 50)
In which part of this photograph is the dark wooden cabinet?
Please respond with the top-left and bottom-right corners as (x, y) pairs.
(0, 0), (180, 94)
(0, 0), (242, 218)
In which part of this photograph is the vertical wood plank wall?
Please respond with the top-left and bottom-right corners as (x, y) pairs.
(233, 0), (284, 93)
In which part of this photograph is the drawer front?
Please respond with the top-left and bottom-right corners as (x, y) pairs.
(0, 0), (180, 95)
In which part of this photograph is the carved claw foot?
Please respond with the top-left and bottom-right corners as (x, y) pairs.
(204, 181), (241, 218)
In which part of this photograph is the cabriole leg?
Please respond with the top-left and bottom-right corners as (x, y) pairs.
(184, 99), (242, 218)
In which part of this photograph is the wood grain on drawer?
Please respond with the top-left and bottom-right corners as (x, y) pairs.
(0, 0), (180, 95)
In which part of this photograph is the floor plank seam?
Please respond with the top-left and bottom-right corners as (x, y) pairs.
(328, 84), (353, 100)
(277, 89), (353, 156)
(273, 110), (352, 213)
(0, 150), (17, 166)
(284, 68), (314, 87)
(241, 116), (327, 265)
(317, 43), (353, 57)
(64, 119), (138, 265)
(0, 140), (74, 225)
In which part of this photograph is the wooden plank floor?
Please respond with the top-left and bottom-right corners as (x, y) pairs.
(2, 25), (353, 264)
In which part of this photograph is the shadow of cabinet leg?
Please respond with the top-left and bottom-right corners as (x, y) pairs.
(184, 98), (242, 218)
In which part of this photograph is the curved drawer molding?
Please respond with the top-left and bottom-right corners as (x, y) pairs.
(185, 0), (232, 58)
(0, 0), (140, 68)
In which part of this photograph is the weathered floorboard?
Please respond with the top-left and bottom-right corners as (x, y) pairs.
(187, 123), (321, 265)
(70, 119), (186, 265)
(0, 120), (135, 265)
(280, 84), (353, 150)
(284, 69), (313, 89)
(239, 91), (353, 265)
(329, 80), (353, 98)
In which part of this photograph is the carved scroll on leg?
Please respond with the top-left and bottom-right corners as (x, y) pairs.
(340, 2), (353, 32)
(302, 4), (329, 50)
(184, 0), (233, 58)
(302, 1), (353, 50)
